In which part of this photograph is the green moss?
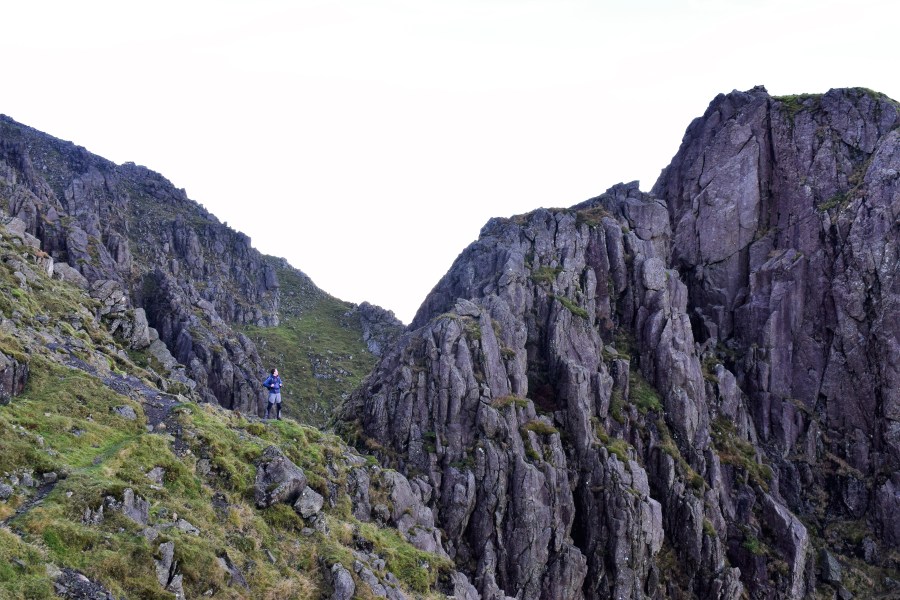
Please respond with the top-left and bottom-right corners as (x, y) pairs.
(553, 295), (589, 320)
(711, 417), (773, 490)
(530, 266), (562, 286)
(609, 388), (626, 424)
(522, 419), (558, 436)
(775, 93), (822, 121)
(628, 370), (662, 414)
(575, 206), (611, 228)
(491, 395), (529, 410)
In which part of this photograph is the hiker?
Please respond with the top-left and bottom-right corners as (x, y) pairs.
(262, 368), (284, 420)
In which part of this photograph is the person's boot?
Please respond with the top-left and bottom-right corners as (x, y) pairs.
(265, 402), (274, 420)
(276, 404), (282, 420)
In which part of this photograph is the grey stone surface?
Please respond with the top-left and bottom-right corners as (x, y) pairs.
(112, 405), (137, 420)
(294, 485), (325, 519)
(254, 445), (308, 508)
(328, 563), (356, 600)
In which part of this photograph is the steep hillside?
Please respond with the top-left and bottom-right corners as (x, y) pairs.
(0, 218), (468, 599)
(240, 261), (401, 425)
(342, 88), (900, 599)
(0, 114), (401, 421)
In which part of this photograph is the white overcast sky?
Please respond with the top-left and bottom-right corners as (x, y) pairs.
(2, 0), (898, 323)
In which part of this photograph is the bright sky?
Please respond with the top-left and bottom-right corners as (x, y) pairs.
(3, 0), (899, 323)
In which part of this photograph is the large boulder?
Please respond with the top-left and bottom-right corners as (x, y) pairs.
(254, 446), (308, 508)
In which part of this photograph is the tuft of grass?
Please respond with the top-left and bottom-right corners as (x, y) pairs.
(656, 418), (707, 493)
(628, 370), (662, 414)
(711, 417), (773, 490)
(609, 388), (626, 424)
(530, 266), (562, 286)
(552, 295), (589, 320)
(742, 531), (766, 556)
(522, 419), (558, 436)
(356, 522), (455, 593)
(575, 206), (611, 228)
(491, 395), (529, 410)
(775, 93), (822, 121)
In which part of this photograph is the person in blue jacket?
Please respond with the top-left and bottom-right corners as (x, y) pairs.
(262, 368), (284, 420)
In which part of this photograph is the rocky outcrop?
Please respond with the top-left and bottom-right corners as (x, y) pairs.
(344, 87), (900, 599)
(353, 301), (405, 355)
(155, 541), (186, 600)
(345, 183), (731, 599)
(0, 350), (28, 405)
(53, 568), (117, 600)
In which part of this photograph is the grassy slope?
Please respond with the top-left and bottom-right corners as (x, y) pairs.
(0, 233), (450, 599)
(240, 263), (377, 426)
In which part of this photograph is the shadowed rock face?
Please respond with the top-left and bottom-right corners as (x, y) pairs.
(653, 86), (900, 545)
(344, 88), (900, 599)
(0, 115), (279, 412)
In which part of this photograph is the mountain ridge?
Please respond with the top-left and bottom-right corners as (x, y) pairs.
(1, 86), (899, 599)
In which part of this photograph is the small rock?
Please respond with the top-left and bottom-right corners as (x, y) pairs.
(121, 488), (149, 526)
(373, 503), (390, 523)
(176, 518), (200, 535)
(861, 537), (877, 563)
(113, 406), (138, 421)
(0, 483), (13, 500)
(42, 472), (58, 484)
(329, 563), (356, 600)
(820, 549), (842, 584)
(294, 486), (325, 519)
(146, 467), (166, 485)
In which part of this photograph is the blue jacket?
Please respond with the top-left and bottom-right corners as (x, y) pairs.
(263, 375), (283, 393)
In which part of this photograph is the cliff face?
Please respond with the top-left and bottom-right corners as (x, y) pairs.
(342, 88), (900, 599)
(0, 115), (398, 416)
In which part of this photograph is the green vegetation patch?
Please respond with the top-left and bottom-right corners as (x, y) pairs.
(575, 206), (611, 228)
(656, 418), (706, 492)
(552, 295), (589, 320)
(522, 419), (559, 436)
(530, 266), (562, 286)
(711, 417), (773, 490)
(628, 370), (663, 414)
(491, 395), (529, 410)
(775, 93), (823, 121)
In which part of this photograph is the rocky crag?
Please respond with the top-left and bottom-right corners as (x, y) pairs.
(0, 114), (400, 418)
(342, 87), (900, 599)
